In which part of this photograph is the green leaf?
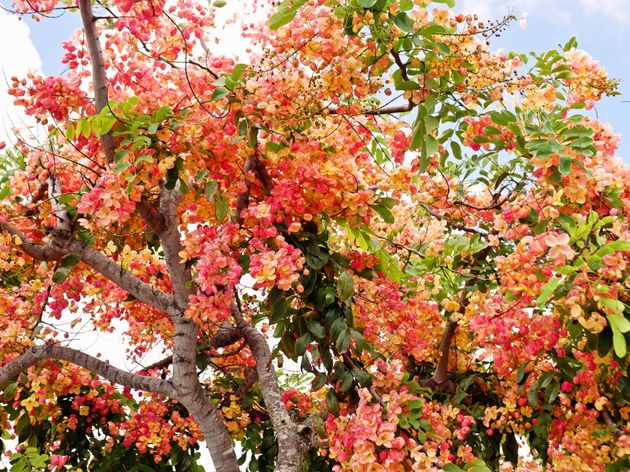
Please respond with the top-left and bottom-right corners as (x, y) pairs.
(99, 115), (117, 134)
(330, 317), (346, 341)
(410, 105), (426, 151)
(213, 0), (227, 6)
(434, 42), (451, 55)
(358, 0), (378, 7)
(211, 87), (230, 101)
(214, 191), (229, 221)
(134, 154), (154, 165)
(326, 390), (339, 415)
(339, 371), (353, 392)
(371, 204), (395, 223)
(306, 318), (325, 338)
(338, 271), (354, 302)
(115, 161), (132, 174)
(393, 12), (415, 33)
(608, 314), (629, 358)
(516, 361), (530, 384)
(444, 464), (465, 472)
(52, 266), (71, 284)
(3, 382), (17, 402)
(311, 373), (326, 391)
(536, 277), (562, 308)
(424, 133), (439, 155)
(538, 371), (555, 389)
(546, 380), (560, 403)
(558, 156), (573, 176)
(489, 110), (516, 126)
(433, 0), (455, 7)
(268, 0), (307, 30)
(527, 383), (539, 407)
(335, 327), (351, 352)
(600, 240), (630, 253)
(60, 252), (81, 268)
(600, 297), (625, 315)
(464, 458), (492, 472)
(231, 63), (248, 82)
(78, 118), (91, 138)
(396, 80), (421, 91)
(151, 105), (172, 122)
(270, 294), (288, 322)
(66, 122), (75, 141)
(607, 314), (630, 333)
(451, 141), (462, 160)
(295, 333), (310, 356)
(352, 368), (371, 387)
(146, 122), (159, 134)
(205, 181), (218, 200)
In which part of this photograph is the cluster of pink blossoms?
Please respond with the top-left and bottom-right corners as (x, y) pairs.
(325, 388), (476, 471)
(249, 235), (305, 291)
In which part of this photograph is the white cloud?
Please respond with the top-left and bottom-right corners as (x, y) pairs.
(0, 10), (41, 145)
(457, 0), (571, 25)
(575, 0), (630, 24)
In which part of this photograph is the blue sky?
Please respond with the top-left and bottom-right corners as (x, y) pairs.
(1, 0), (629, 161)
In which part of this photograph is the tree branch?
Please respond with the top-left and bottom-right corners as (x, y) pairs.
(423, 247), (493, 388)
(157, 185), (193, 309)
(168, 316), (240, 472)
(0, 222), (65, 261)
(418, 202), (494, 237)
(135, 197), (166, 234)
(140, 324), (242, 373)
(236, 155), (260, 225)
(0, 343), (177, 397)
(233, 301), (308, 472)
(431, 320), (458, 384)
(136, 185), (192, 309)
(78, 0), (115, 162)
(73, 239), (179, 316)
(0, 222), (178, 317)
(328, 101), (415, 117)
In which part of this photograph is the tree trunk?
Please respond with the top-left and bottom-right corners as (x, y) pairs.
(171, 317), (240, 471)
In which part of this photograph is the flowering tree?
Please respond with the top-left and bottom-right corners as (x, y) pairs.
(0, 0), (628, 470)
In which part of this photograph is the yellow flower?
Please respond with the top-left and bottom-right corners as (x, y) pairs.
(20, 396), (39, 411)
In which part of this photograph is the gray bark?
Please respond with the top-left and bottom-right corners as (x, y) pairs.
(234, 306), (308, 472)
(78, 0), (116, 162)
(0, 344), (177, 397)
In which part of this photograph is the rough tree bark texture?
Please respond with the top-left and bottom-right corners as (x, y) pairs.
(0, 344), (177, 397)
(234, 304), (308, 472)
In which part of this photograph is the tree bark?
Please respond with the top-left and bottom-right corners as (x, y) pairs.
(171, 317), (240, 472)
(78, 0), (116, 163)
(0, 221), (178, 317)
(234, 305), (308, 472)
(0, 344), (176, 397)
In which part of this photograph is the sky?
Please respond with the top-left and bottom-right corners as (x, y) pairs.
(0, 0), (628, 468)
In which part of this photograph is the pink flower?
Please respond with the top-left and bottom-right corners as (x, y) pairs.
(545, 233), (575, 261)
(48, 454), (68, 470)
